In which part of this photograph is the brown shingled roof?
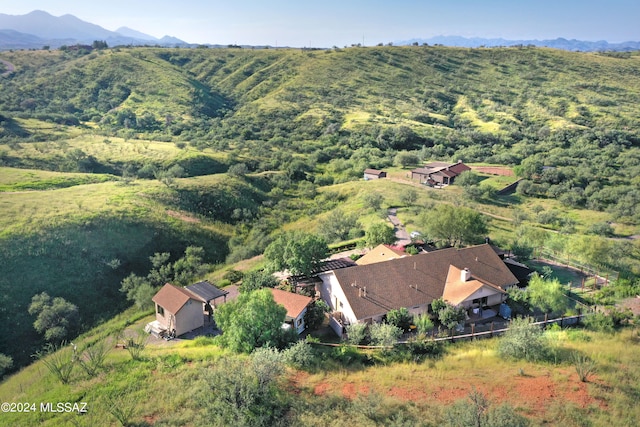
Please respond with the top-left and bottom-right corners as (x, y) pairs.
(332, 244), (517, 321)
(443, 265), (505, 306)
(268, 288), (312, 320)
(152, 283), (200, 314)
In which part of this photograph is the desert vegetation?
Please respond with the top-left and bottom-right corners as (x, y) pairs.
(1, 44), (640, 424)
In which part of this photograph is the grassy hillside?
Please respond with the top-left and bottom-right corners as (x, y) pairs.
(0, 159), (278, 369)
(1, 45), (639, 372)
(1, 310), (640, 426)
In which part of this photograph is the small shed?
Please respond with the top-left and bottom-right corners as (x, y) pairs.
(151, 283), (204, 337)
(364, 168), (387, 180)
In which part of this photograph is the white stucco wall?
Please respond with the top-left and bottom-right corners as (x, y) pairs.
(174, 299), (204, 336)
(318, 272), (359, 334)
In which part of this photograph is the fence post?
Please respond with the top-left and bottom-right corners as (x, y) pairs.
(544, 313), (548, 329)
(560, 315), (564, 328)
(490, 322), (494, 337)
(471, 323), (475, 340)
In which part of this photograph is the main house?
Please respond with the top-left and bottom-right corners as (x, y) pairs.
(411, 161), (471, 186)
(317, 244), (518, 336)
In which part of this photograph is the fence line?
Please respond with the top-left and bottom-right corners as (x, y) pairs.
(534, 248), (619, 288)
(311, 313), (589, 349)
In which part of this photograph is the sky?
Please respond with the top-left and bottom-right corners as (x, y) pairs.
(2, 0), (639, 47)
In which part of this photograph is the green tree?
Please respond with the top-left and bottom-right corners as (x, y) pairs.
(400, 188), (418, 206)
(264, 231), (329, 277)
(364, 223), (396, 247)
(413, 313), (434, 334)
(317, 208), (360, 243)
(394, 151), (420, 168)
(419, 204), (488, 247)
(362, 192), (384, 211)
(214, 288), (289, 353)
(120, 246), (207, 309)
(304, 299), (330, 330)
(527, 273), (569, 315)
(345, 323), (368, 345)
(455, 170), (481, 187)
(498, 317), (548, 361)
(240, 270), (279, 293)
(227, 162), (249, 177)
(28, 293), (79, 342)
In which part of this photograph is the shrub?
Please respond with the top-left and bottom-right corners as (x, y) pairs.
(583, 312), (614, 333)
(386, 307), (413, 332)
(405, 334), (444, 361)
(572, 352), (597, 382)
(444, 390), (530, 427)
(78, 338), (111, 377)
(282, 340), (317, 369)
(369, 323), (402, 347)
(33, 342), (77, 384)
(414, 313), (434, 334)
(119, 329), (149, 361)
(498, 317), (549, 362)
(345, 323), (368, 345)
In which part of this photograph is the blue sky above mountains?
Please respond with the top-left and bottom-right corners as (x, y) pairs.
(2, 1), (639, 47)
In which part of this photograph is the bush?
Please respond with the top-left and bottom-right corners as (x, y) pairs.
(444, 390), (530, 427)
(345, 323), (368, 345)
(413, 313), (434, 334)
(498, 317), (549, 362)
(369, 323), (402, 347)
(282, 340), (317, 369)
(386, 307), (413, 332)
(583, 312), (614, 333)
(405, 334), (444, 360)
(33, 342), (77, 384)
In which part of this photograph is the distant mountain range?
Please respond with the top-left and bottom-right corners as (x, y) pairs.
(1, 10), (639, 52)
(396, 36), (640, 52)
(0, 10), (188, 50)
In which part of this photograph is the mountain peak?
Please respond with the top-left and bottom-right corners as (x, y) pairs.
(0, 10), (189, 49)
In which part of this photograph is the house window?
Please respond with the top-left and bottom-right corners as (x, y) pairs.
(157, 305), (165, 317)
(297, 318), (303, 326)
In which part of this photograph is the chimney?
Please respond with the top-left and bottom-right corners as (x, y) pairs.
(461, 268), (471, 282)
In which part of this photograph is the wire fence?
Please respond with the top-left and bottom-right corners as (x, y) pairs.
(533, 247), (619, 289)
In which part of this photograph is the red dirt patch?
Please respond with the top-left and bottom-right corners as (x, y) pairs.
(295, 367), (606, 414)
(470, 166), (514, 176)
